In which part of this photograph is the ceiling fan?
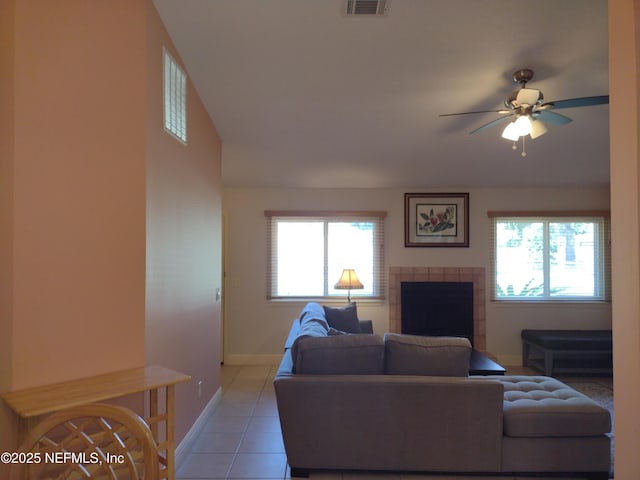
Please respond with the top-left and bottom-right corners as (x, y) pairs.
(440, 68), (609, 156)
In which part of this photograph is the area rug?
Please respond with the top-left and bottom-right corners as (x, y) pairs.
(561, 378), (614, 478)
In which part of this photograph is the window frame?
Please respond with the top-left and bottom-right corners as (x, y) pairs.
(265, 210), (386, 301)
(163, 47), (187, 144)
(489, 211), (611, 303)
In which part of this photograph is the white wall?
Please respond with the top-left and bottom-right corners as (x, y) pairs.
(223, 186), (611, 365)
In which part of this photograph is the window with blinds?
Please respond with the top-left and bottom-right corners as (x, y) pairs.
(489, 211), (611, 301)
(265, 211), (386, 300)
(163, 48), (187, 143)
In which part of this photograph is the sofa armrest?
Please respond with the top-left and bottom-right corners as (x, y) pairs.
(284, 319), (301, 350)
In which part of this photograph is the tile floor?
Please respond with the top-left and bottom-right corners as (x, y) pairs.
(176, 364), (605, 480)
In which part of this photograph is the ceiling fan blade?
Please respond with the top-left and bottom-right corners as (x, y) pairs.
(469, 114), (514, 134)
(535, 110), (573, 125)
(439, 109), (511, 117)
(539, 95), (609, 110)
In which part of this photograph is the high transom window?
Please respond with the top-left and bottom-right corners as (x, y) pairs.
(265, 211), (386, 300)
(163, 48), (187, 143)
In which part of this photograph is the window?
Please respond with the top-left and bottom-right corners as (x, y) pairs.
(490, 212), (610, 301)
(163, 48), (187, 143)
(266, 211), (386, 300)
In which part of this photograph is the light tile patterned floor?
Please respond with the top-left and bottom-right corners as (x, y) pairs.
(176, 364), (604, 480)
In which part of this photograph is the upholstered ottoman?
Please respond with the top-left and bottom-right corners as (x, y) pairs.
(521, 329), (613, 375)
(491, 376), (611, 477)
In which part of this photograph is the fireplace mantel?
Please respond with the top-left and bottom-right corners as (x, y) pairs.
(388, 267), (486, 352)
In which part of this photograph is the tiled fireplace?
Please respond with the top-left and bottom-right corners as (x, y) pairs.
(388, 267), (486, 352)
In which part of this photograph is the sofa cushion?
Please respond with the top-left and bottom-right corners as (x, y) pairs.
(496, 376), (611, 437)
(323, 303), (361, 333)
(292, 334), (384, 374)
(383, 333), (471, 377)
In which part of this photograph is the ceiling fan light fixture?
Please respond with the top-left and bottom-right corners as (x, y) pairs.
(506, 88), (543, 109)
(501, 121), (519, 141)
(529, 119), (548, 139)
(514, 115), (532, 136)
(503, 114), (543, 142)
(517, 88), (543, 106)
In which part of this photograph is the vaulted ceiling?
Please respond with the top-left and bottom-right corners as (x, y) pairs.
(153, 0), (609, 189)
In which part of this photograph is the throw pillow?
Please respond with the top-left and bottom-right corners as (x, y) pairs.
(323, 303), (361, 334)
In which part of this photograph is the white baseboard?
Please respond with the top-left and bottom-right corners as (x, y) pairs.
(175, 387), (222, 468)
(224, 354), (282, 365)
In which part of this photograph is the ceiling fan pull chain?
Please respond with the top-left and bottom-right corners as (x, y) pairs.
(521, 136), (527, 157)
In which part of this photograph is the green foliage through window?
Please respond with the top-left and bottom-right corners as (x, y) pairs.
(493, 216), (610, 301)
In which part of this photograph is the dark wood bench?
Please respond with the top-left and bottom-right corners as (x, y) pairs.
(522, 329), (612, 376)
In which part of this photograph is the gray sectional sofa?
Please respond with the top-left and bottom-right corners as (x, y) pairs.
(274, 303), (611, 479)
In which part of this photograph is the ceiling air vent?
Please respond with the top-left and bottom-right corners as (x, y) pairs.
(345, 0), (389, 16)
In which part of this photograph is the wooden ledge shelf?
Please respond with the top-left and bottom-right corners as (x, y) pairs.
(2, 365), (191, 480)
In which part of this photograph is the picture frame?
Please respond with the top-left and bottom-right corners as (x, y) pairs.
(404, 192), (469, 247)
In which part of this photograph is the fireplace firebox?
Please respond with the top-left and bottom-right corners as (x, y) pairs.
(401, 281), (474, 345)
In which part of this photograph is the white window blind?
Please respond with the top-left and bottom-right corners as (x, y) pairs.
(488, 211), (611, 301)
(163, 48), (187, 143)
(265, 211), (386, 300)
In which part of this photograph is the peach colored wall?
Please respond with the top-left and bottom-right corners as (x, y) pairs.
(0, 0), (18, 468)
(145, 2), (223, 443)
(609, 0), (640, 476)
(11, 0), (147, 388)
(0, 2), (222, 459)
(0, 0), (148, 463)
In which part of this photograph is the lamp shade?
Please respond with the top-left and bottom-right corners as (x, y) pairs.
(334, 269), (364, 290)
(514, 115), (532, 136)
(502, 114), (545, 142)
(529, 119), (548, 139)
(501, 121), (519, 141)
